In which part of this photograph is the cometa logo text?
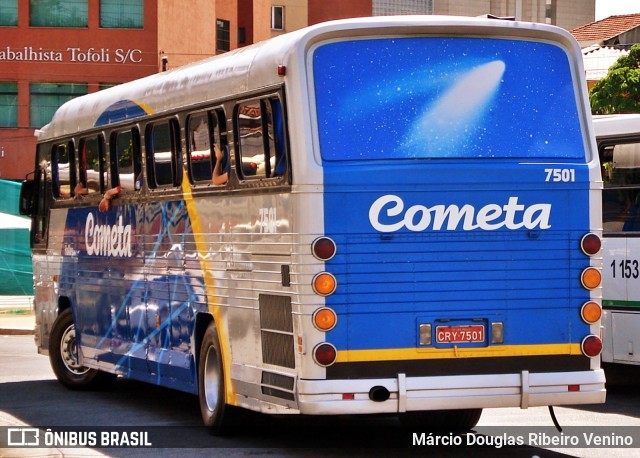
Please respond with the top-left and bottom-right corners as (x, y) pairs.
(85, 213), (133, 257)
(369, 195), (552, 233)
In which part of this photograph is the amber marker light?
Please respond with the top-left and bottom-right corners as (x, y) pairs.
(581, 267), (601, 290)
(581, 301), (602, 324)
(313, 307), (337, 331)
(312, 272), (337, 296)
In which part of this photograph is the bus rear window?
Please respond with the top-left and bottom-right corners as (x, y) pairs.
(313, 37), (585, 161)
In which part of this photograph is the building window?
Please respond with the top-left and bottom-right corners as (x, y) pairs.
(0, 0), (18, 26)
(0, 82), (18, 127)
(216, 19), (230, 52)
(30, 0), (88, 27)
(271, 6), (284, 31)
(30, 83), (87, 128)
(373, 0), (431, 16)
(100, 0), (143, 29)
(99, 83), (120, 90)
(545, 0), (556, 24)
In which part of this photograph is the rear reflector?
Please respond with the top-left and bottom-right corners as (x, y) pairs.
(581, 335), (603, 358)
(580, 233), (601, 256)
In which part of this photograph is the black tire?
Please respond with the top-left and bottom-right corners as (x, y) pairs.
(198, 323), (234, 434)
(400, 408), (483, 431)
(49, 308), (116, 390)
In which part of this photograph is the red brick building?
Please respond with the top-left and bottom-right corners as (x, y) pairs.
(0, 0), (222, 180)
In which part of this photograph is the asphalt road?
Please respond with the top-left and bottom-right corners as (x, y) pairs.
(1, 335), (640, 457)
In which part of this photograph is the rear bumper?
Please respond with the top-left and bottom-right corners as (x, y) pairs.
(296, 370), (606, 415)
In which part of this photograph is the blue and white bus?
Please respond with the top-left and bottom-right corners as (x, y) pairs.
(20, 16), (605, 432)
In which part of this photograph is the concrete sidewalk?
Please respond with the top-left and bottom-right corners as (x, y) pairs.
(0, 296), (35, 335)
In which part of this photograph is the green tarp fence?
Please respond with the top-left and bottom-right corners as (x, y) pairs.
(0, 179), (33, 295)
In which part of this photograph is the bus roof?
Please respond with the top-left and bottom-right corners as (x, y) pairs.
(37, 15), (582, 142)
(593, 114), (640, 138)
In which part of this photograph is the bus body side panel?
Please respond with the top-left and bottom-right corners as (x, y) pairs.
(54, 202), (204, 393)
(49, 188), (298, 403)
(601, 236), (640, 365)
(594, 115), (640, 366)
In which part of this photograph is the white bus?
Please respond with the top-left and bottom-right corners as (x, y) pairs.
(20, 16), (605, 433)
(594, 114), (640, 368)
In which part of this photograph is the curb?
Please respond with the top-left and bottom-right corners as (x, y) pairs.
(0, 327), (34, 336)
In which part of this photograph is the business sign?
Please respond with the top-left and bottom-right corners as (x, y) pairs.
(0, 46), (143, 64)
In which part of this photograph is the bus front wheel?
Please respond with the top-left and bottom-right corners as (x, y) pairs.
(198, 323), (234, 434)
(49, 308), (115, 390)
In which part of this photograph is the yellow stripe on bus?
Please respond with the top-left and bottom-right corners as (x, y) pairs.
(181, 175), (237, 406)
(336, 343), (582, 363)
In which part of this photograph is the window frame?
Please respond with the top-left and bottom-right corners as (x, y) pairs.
(186, 108), (228, 185)
(145, 118), (182, 189)
(52, 141), (76, 199)
(109, 127), (142, 192)
(99, 0), (144, 29)
(78, 134), (106, 195)
(600, 137), (640, 233)
(234, 95), (288, 182)
(29, 0), (88, 27)
(0, 82), (18, 127)
(0, 0), (18, 26)
(271, 6), (284, 31)
(216, 19), (230, 52)
(30, 83), (88, 128)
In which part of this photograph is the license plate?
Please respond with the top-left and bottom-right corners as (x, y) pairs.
(435, 324), (485, 344)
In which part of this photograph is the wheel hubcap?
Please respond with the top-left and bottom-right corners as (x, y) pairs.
(60, 324), (90, 375)
(203, 346), (220, 412)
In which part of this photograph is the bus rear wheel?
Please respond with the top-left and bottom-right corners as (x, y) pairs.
(400, 408), (482, 431)
(49, 308), (116, 390)
(198, 323), (235, 434)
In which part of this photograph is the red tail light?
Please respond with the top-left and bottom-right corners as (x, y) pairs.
(312, 237), (336, 261)
(313, 343), (337, 367)
(581, 335), (603, 358)
(581, 233), (601, 256)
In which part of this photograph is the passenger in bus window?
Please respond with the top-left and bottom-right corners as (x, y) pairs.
(98, 186), (120, 212)
(212, 143), (229, 185)
(191, 118), (210, 151)
(74, 182), (89, 196)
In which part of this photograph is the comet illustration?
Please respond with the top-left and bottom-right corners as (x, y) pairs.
(401, 60), (506, 155)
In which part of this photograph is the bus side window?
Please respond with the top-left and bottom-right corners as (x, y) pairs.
(110, 128), (141, 192)
(52, 141), (75, 199)
(236, 97), (286, 180)
(237, 100), (264, 178)
(602, 141), (640, 232)
(268, 98), (287, 177)
(187, 111), (213, 183)
(78, 136), (104, 195)
(146, 120), (181, 188)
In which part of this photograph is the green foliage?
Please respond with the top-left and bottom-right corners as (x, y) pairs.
(590, 44), (640, 115)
